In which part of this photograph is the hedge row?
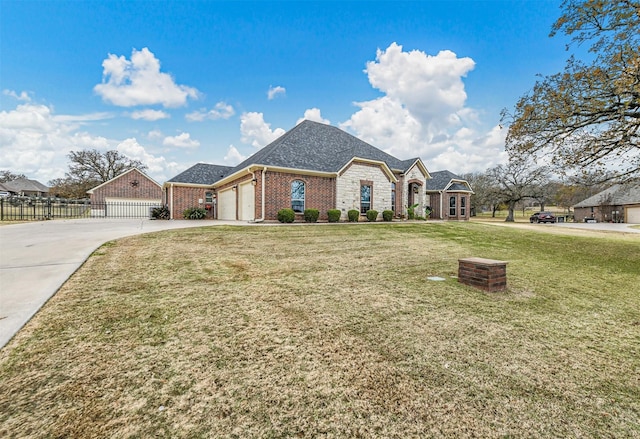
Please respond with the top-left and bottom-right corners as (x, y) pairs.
(277, 208), (395, 223)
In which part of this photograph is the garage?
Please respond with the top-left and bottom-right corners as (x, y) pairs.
(626, 206), (640, 224)
(218, 188), (236, 220)
(238, 182), (255, 221)
(105, 197), (162, 218)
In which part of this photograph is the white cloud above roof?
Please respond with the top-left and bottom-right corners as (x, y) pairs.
(342, 42), (505, 172)
(94, 47), (199, 108)
(297, 108), (330, 125)
(267, 85), (286, 100)
(162, 132), (200, 149)
(186, 102), (235, 121)
(240, 112), (285, 148)
(223, 145), (246, 165)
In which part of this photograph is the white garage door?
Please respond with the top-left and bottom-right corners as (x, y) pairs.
(626, 206), (640, 224)
(105, 197), (162, 218)
(238, 182), (255, 221)
(218, 189), (236, 220)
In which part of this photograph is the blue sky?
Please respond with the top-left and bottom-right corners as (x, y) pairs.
(0, 0), (573, 185)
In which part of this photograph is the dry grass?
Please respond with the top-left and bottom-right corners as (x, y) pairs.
(1, 223), (639, 438)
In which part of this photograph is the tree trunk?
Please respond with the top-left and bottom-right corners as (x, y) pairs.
(505, 201), (516, 222)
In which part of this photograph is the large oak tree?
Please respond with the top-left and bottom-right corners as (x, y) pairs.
(503, 0), (639, 183)
(48, 149), (146, 198)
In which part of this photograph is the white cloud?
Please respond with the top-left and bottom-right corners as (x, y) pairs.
(0, 102), (110, 182)
(0, 98), (190, 184)
(94, 47), (199, 108)
(296, 108), (330, 125)
(267, 85), (286, 100)
(185, 102), (235, 122)
(148, 130), (164, 140)
(131, 109), (170, 121)
(223, 145), (246, 165)
(162, 132), (200, 149)
(116, 138), (182, 182)
(240, 112), (285, 148)
(3, 89), (31, 102)
(342, 42), (503, 173)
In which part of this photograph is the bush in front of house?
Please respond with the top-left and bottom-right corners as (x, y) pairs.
(348, 209), (359, 222)
(327, 209), (341, 223)
(366, 209), (378, 222)
(382, 210), (394, 222)
(183, 207), (207, 220)
(277, 208), (295, 223)
(151, 205), (170, 220)
(304, 208), (319, 223)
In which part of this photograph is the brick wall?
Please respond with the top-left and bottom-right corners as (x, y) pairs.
(428, 191), (471, 220)
(90, 169), (162, 205)
(263, 171), (335, 221)
(168, 185), (213, 220)
(458, 257), (507, 292)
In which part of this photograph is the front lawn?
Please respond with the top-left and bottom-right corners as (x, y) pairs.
(1, 223), (638, 438)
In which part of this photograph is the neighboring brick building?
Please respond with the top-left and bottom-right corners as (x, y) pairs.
(87, 168), (162, 218)
(573, 183), (640, 224)
(425, 170), (473, 221)
(164, 120), (437, 221)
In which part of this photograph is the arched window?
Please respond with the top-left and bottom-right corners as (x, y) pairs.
(291, 180), (305, 213)
(449, 196), (456, 217)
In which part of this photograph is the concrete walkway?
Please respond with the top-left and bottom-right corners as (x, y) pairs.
(0, 218), (241, 349)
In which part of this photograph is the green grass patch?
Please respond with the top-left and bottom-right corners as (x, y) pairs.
(0, 223), (638, 437)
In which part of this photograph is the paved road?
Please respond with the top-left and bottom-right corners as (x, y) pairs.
(0, 219), (241, 349)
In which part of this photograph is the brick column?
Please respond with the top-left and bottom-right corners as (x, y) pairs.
(458, 257), (508, 292)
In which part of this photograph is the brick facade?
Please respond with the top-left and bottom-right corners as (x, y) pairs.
(166, 185), (214, 220)
(88, 169), (162, 205)
(263, 171), (335, 221)
(458, 257), (507, 292)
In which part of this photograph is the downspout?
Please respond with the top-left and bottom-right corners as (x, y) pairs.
(169, 183), (174, 220)
(439, 190), (444, 220)
(252, 166), (267, 223)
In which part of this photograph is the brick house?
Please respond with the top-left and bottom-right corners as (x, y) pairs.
(573, 183), (640, 223)
(0, 178), (49, 197)
(87, 168), (163, 218)
(164, 120), (433, 221)
(425, 170), (473, 220)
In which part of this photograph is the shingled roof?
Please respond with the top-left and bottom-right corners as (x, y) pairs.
(167, 163), (235, 185)
(574, 183), (640, 208)
(425, 170), (471, 191)
(1, 178), (49, 194)
(232, 120), (420, 173)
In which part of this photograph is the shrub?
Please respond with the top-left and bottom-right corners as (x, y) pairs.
(366, 209), (378, 222)
(183, 207), (207, 220)
(407, 203), (419, 220)
(382, 210), (394, 222)
(327, 209), (341, 223)
(277, 208), (295, 223)
(304, 208), (319, 223)
(348, 209), (359, 222)
(151, 205), (170, 220)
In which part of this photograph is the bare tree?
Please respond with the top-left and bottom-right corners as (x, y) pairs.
(503, 0), (640, 183)
(487, 158), (549, 222)
(48, 149), (147, 198)
(0, 170), (27, 183)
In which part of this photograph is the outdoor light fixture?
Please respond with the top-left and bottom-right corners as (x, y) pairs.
(251, 178), (257, 186)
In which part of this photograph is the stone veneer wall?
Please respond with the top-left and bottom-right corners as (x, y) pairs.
(336, 162), (392, 220)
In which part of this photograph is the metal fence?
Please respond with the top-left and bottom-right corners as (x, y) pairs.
(0, 197), (162, 221)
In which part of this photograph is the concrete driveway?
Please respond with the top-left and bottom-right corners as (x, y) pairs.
(0, 218), (241, 349)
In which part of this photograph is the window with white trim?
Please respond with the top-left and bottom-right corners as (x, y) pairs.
(449, 196), (456, 217)
(460, 196), (466, 217)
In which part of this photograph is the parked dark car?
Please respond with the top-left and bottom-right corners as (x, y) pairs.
(530, 211), (556, 223)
